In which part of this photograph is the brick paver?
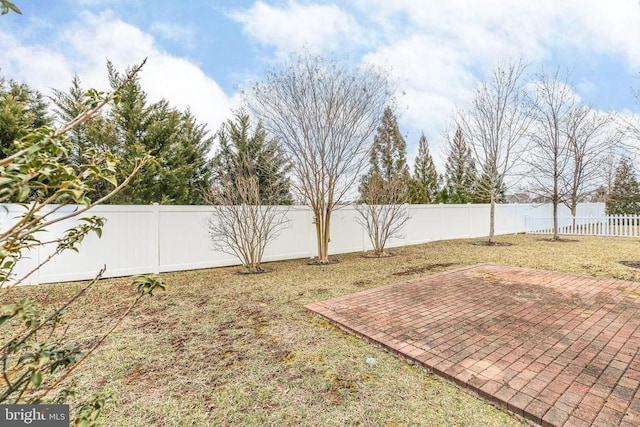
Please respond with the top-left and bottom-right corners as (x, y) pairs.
(305, 264), (640, 427)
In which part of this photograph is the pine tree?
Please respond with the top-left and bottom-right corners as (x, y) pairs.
(51, 74), (118, 200)
(51, 63), (214, 204)
(410, 132), (439, 203)
(443, 127), (477, 203)
(606, 157), (640, 215)
(211, 109), (292, 205)
(0, 77), (50, 157)
(474, 169), (507, 203)
(359, 107), (410, 202)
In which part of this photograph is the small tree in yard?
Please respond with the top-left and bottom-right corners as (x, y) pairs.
(355, 175), (410, 257)
(0, 62), (165, 426)
(247, 53), (391, 264)
(563, 105), (618, 222)
(207, 112), (291, 273)
(206, 176), (290, 273)
(457, 60), (531, 244)
(606, 157), (640, 215)
(525, 69), (576, 241)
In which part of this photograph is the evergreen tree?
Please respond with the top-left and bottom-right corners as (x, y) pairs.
(211, 109), (292, 205)
(410, 132), (439, 203)
(0, 77), (50, 157)
(51, 63), (214, 204)
(474, 169), (507, 203)
(606, 157), (640, 215)
(359, 107), (410, 202)
(443, 127), (477, 203)
(51, 75), (118, 168)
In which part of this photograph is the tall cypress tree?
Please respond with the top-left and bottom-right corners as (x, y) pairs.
(409, 132), (439, 203)
(443, 127), (477, 203)
(211, 109), (292, 205)
(359, 106), (410, 202)
(51, 62), (214, 204)
(606, 157), (640, 215)
(51, 75), (118, 168)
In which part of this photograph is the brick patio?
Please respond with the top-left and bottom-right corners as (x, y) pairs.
(304, 264), (640, 427)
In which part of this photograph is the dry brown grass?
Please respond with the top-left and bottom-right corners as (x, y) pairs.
(6, 233), (640, 426)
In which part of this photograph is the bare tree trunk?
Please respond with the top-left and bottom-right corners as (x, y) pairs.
(456, 61), (531, 246)
(553, 171), (559, 240)
(320, 211), (331, 263)
(553, 199), (559, 240)
(246, 53), (390, 266)
(489, 194), (496, 244)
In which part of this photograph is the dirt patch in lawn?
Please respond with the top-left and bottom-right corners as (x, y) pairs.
(620, 260), (640, 269)
(393, 262), (456, 276)
(471, 241), (513, 247)
(536, 238), (580, 243)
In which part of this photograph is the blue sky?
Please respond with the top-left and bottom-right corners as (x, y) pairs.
(2, 0), (640, 171)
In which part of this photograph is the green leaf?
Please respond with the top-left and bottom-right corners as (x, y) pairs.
(18, 185), (30, 201)
(0, 314), (12, 326)
(31, 370), (42, 387)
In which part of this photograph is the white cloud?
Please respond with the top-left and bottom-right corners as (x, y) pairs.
(0, 11), (234, 144)
(229, 1), (363, 55)
(150, 21), (196, 48)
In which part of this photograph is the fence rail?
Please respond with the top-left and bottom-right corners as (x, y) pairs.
(525, 215), (640, 238)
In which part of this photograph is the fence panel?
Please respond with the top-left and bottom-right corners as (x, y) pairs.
(1, 202), (603, 285)
(525, 214), (640, 238)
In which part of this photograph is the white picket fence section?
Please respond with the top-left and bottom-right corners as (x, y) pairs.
(526, 214), (640, 237)
(1, 202), (605, 285)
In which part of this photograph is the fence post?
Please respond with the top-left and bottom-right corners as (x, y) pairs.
(439, 203), (444, 241)
(152, 203), (160, 274)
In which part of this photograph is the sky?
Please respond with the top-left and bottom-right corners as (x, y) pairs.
(2, 0), (640, 173)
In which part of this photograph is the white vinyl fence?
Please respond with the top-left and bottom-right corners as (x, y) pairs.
(526, 213), (640, 238)
(1, 202), (604, 285)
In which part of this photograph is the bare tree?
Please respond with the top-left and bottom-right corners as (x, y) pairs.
(456, 61), (531, 244)
(525, 69), (576, 240)
(596, 151), (622, 202)
(564, 105), (619, 220)
(355, 176), (410, 257)
(206, 176), (290, 273)
(246, 53), (391, 264)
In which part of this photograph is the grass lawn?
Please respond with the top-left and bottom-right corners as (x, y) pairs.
(5, 233), (640, 426)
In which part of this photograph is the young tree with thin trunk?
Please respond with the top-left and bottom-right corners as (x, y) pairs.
(597, 152), (620, 203)
(246, 53), (391, 264)
(525, 69), (576, 241)
(456, 61), (531, 244)
(355, 175), (410, 257)
(563, 105), (619, 221)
